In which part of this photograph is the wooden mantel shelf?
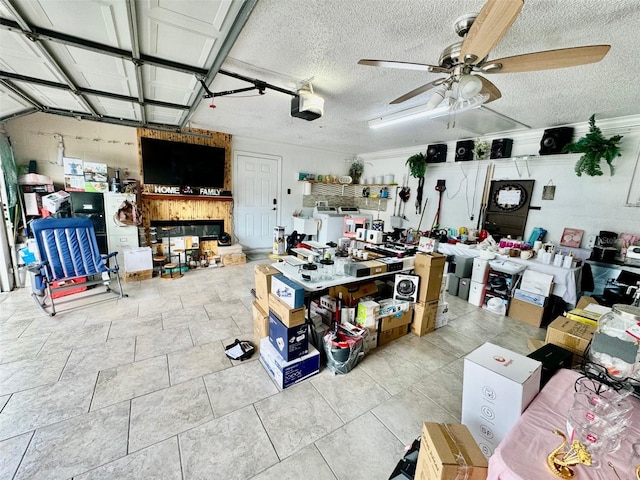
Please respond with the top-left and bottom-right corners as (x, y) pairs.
(142, 193), (233, 201)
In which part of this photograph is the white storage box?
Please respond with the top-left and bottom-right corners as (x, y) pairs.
(123, 246), (153, 272)
(471, 258), (489, 283)
(462, 342), (541, 458)
(468, 280), (485, 307)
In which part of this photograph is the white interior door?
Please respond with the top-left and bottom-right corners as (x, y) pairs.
(234, 151), (280, 250)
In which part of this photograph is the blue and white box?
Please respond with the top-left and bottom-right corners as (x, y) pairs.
(259, 337), (320, 389)
(271, 274), (305, 308)
(513, 288), (548, 307)
(268, 312), (308, 361)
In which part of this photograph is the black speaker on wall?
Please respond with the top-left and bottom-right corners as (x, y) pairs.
(455, 140), (475, 162)
(426, 144), (447, 163)
(490, 138), (513, 159)
(539, 127), (574, 155)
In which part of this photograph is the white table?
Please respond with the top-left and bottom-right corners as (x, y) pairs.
(271, 260), (411, 292)
(437, 244), (583, 306)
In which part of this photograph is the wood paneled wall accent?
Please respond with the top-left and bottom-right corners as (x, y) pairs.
(137, 128), (233, 243)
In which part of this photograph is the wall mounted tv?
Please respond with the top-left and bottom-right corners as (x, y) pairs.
(141, 137), (226, 189)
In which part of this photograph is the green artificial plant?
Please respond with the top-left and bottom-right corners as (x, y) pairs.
(406, 152), (426, 179)
(406, 152), (427, 214)
(563, 114), (623, 177)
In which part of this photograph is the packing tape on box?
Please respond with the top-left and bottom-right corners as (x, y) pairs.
(442, 424), (471, 480)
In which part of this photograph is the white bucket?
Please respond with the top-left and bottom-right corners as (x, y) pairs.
(375, 175), (384, 184)
(384, 174), (394, 184)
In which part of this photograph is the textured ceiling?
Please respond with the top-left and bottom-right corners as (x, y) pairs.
(196, 0), (640, 153)
(2, 0), (640, 155)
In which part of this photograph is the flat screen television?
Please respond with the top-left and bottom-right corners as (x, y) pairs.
(141, 137), (226, 189)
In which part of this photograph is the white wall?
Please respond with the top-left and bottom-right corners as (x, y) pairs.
(5, 113), (138, 185)
(5, 112), (640, 250)
(3, 113), (352, 237)
(358, 115), (640, 246)
(231, 136), (350, 232)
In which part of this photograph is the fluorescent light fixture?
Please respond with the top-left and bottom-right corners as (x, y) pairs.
(368, 92), (488, 129)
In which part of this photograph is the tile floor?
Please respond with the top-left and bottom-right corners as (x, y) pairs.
(0, 255), (547, 479)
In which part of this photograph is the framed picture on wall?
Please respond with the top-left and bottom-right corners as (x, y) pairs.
(560, 228), (584, 248)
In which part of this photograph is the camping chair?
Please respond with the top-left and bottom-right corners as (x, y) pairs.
(29, 217), (127, 316)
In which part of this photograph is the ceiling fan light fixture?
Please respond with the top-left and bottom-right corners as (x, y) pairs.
(452, 92), (490, 113)
(425, 85), (448, 110)
(458, 75), (483, 99)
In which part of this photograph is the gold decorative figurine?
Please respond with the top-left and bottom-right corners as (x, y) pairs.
(547, 430), (592, 479)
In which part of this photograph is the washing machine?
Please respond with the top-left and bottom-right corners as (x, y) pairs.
(339, 206), (373, 238)
(313, 206), (347, 245)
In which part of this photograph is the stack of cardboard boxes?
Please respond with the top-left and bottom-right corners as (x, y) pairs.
(507, 270), (554, 327)
(411, 252), (448, 336)
(544, 296), (600, 366)
(252, 265), (320, 389)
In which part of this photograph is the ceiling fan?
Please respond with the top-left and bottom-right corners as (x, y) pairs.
(359, 0), (610, 112)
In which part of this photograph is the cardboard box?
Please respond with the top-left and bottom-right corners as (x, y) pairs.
(254, 264), (281, 312)
(413, 252), (447, 272)
(545, 316), (595, 358)
(576, 296), (599, 310)
(123, 269), (153, 282)
(513, 288), (547, 307)
(24, 192), (42, 216)
(271, 274), (305, 308)
(356, 300), (380, 327)
(268, 293), (305, 328)
(42, 190), (70, 213)
(268, 312), (308, 361)
(416, 423), (488, 480)
(379, 309), (413, 331)
(123, 246), (153, 272)
(361, 259), (386, 275)
(252, 300), (269, 338)
(259, 337), (319, 389)
(527, 338), (545, 352)
(411, 300), (439, 336)
(363, 326), (377, 353)
(394, 274), (420, 303)
(221, 253), (246, 266)
(378, 324), (409, 346)
(462, 343), (542, 458)
(565, 308), (600, 326)
(435, 302), (449, 329)
(413, 253), (445, 303)
(520, 270), (554, 296)
(377, 298), (412, 317)
(330, 281), (377, 307)
(508, 297), (546, 327)
(320, 294), (337, 312)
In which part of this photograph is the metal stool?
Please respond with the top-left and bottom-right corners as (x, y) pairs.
(162, 262), (182, 279)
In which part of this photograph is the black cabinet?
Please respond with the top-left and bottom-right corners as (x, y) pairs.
(69, 192), (107, 254)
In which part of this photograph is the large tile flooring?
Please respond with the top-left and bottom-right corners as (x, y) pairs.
(0, 255), (546, 479)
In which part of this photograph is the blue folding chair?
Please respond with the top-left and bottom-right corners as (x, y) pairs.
(29, 217), (127, 316)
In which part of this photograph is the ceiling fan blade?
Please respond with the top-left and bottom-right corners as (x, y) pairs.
(390, 78), (447, 104)
(478, 76), (501, 103)
(481, 45), (611, 74)
(460, 0), (524, 65)
(358, 59), (449, 74)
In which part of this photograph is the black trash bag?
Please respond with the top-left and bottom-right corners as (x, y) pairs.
(224, 339), (255, 361)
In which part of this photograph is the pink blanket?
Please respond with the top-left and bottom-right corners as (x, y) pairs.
(488, 369), (639, 480)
